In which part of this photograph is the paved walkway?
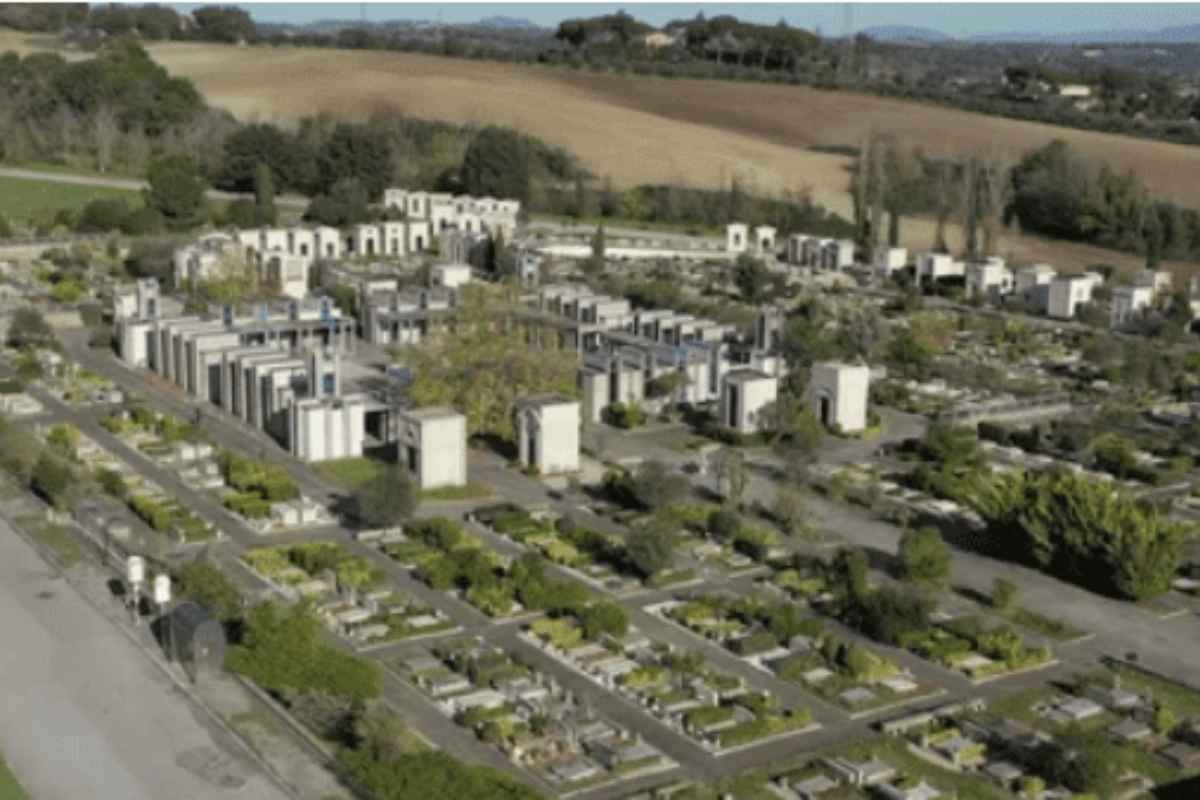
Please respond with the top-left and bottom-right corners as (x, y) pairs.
(0, 520), (289, 800)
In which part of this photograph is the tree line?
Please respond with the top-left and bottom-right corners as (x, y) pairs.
(0, 4), (256, 44)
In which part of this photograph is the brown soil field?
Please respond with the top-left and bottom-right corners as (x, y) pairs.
(1, 31), (1194, 277)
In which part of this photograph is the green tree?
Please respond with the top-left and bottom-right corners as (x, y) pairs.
(711, 448), (748, 508)
(335, 749), (542, 800)
(459, 126), (533, 205)
(625, 522), (674, 578)
(144, 154), (207, 229)
(400, 285), (579, 442)
(253, 162), (277, 226)
(734, 254), (773, 303)
(991, 577), (1018, 612)
(831, 547), (869, 602)
(315, 123), (392, 200)
(773, 486), (815, 539)
(228, 601), (380, 701)
(31, 452), (75, 510)
(632, 460), (689, 511)
(8, 307), (56, 350)
(584, 224), (606, 276)
(578, 602), (629, 641)
(45, 422), (80, 459)
(707, 508), (741, 540)
(898, 526), (952, 588)
(0, 419), (42, 484)
(1155, 705), (1177, 735)
(304, 176), (371, 226)
(921, 423), (980, 469)
(353, 465), (417, 528)
(176, 556), (243, 622)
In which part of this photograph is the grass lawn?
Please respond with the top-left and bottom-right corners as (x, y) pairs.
(9, 160), (139, 180)
(0, 754), (28, 800)
(314, 457), (387, 490)
(0, 174), (139, 223)
(422, 483), (492, 501)
(1004, 605), (1088, 642)
(15, 514), (84, 568)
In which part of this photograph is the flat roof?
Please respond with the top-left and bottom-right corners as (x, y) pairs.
(399, 406), (464, 421)
(517, 394), (578, 408)
(725, 368), (774, 382)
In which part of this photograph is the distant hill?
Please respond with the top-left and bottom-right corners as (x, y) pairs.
(971, 23), (1200, 44)
(860, 25), (951, 43)
(476, 16), (542, 31)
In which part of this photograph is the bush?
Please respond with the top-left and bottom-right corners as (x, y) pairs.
(604, 401), (647, 429)
(707, 508), (741, 540)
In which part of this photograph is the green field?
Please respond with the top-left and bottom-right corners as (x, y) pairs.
(315, 456), (387, 490)
(0, 174), (139, 224)
(0, 754), (28, 800)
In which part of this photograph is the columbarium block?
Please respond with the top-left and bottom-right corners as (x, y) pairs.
(809, 362), (870, 433)
(396, 407), (467, 490)
(517, 396), (580, 474)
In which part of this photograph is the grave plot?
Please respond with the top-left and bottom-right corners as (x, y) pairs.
(380, 517), (592, 620)
(242, 543), (456, 646)
(43, 421), (219, 545)
(649, 594), (941, 714)
(397, 636), (674, 791)
(520, 611), (816, 753)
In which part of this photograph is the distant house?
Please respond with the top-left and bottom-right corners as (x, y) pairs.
(643, 31), (676, 48)
(1058, 84), (1093, 98)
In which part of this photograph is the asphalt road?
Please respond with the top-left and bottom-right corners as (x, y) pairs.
(0, 518), (289, 800)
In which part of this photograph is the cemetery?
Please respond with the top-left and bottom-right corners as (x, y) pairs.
(398, 636), (674, 790)
(520, 614), (817, 753)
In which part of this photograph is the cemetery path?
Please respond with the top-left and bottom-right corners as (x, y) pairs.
(0, 166), (308, 207)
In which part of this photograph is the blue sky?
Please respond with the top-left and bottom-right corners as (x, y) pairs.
(169, 3), (1200, 38)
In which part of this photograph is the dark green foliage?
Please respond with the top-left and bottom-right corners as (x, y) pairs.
(734, 254), (775, 303)
(123, 236), (182, 286)
(1008, 139), (1200, 262)
(577, 601), (629, 640)
(0, 421), (40, 484)
(45, 39), (203, 137)
(956, 467), (1190, 601)
(31, 452), (75, 510)
(353, 465), (417, 528)
(602, 401), (646, 429)
(1028, 733), (1129, 797)
(459, 126), (535, 205)
(215, 122), (318, 194)
(221, 199), (258, 228)
(336, 749), (542, 800)
(920, 423), (980, 469)
(315, 123), (393, 200)
(176, 557), (243, 623)
(144, 154), (208, 229)
(508, 553), (588, 614)
(830, 547), (869, 601)
(631, 460), (689, 511)
(304, 177), (371, 226)
(7, 307), (56, 350)
(253, 162), (276, 226)
(189, 6), (256, 43)
(96, 467), (128, 499)
(843, 586), (934, 646)
(227, 601), (380, 702)
(707, 508), (742, 540)
(625, 522), (674, 578)
(898, 526), (952, 587)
